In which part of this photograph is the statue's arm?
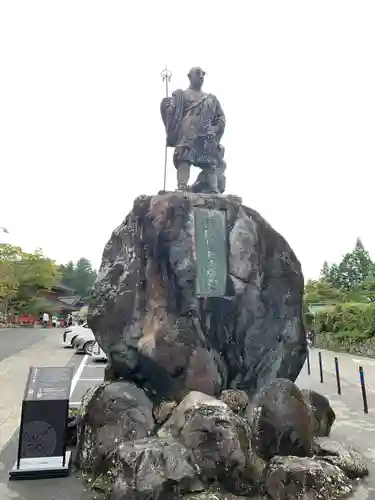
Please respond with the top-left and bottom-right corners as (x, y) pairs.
(160, 90), (184, 129)
(160, 97), (172, 128)
(161, 90), (185, 147)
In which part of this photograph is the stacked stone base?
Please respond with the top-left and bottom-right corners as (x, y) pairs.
(76, 379), (367, 500)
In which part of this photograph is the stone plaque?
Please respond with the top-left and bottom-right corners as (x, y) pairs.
(18, 366), (73, 461)
(194, 207), (227, 297)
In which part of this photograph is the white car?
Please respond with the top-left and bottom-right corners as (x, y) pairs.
(87, 341), (108, 362)
(72, 329), (96, 354)
(62, 322), (92, 348)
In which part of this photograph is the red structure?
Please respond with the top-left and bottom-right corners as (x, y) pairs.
(11, 284), (85, 326)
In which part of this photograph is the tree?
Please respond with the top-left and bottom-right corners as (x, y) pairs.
(59, 257), (97, 298)
(15, 249), (61, 309)
(324, 238), (373, 290)
(0, 243), (61, 315)
(0, 244), (23, 315)
(347, 276), (375, 303)
(320, 261), (330, 280)
(59, 261), (75, 288)
(304, 279), (346, 305)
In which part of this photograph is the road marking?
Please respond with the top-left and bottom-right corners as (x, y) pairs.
(82, 364), (106, 368)
(79, 378), (103, 382)
(70, 354), (88, 397)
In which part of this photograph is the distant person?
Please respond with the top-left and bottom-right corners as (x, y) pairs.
(306, 331), (312, 348)
(51, 316), (58, 328)
(42, 312), (49, 328)
(68, 313), (73, 327)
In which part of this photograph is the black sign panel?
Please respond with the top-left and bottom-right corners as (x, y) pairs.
(17, 367), (73, 462)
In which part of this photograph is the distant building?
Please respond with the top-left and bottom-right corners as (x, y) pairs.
(41, 284), (85, 314)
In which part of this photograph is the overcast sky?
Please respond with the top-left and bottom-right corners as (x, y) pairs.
(1, 1), (374, 279)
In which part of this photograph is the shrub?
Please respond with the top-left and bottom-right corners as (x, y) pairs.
(314, 302), (375, 339)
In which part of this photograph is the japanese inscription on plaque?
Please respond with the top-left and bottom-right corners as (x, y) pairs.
(194, 207), (227, 297)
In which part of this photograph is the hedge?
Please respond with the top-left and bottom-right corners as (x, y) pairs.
(314, 302), (375, 341)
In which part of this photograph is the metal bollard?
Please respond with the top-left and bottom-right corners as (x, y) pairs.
(334, 357), (341, 395)
(318, 351), (324, 383)
(306, 349), (311, 375)
(359, 366), (368, 414)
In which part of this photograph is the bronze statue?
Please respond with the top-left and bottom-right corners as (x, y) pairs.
(160, 67), (226, 194)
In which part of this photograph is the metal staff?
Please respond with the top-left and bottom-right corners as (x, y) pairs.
(160, 66), (172, 191)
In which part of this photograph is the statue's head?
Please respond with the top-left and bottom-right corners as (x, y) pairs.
(188, 67), (205, 90)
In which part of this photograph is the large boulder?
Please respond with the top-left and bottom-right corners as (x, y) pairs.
(88, 192), (306, 401)
(315, 437), (368, 479)
(158, 391), (265, 495)
(77, 381), (155, 473)
(265, 456), (353, 500)
(109, 437), (201, 500)
(301, 389), (336, 437)
(246, 379), (313, 460)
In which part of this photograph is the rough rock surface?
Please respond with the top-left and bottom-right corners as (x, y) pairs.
(153, 400), (178, 425)
(77, 381), (155, 473)
(159, 391), (265, 495)
(220, 389), (249, 414)
(247, 379), (313, 460)
(265, 456), (353, 500)
(301, 389), (336, 437)
(77, 382), (368, 500)
(88, 192), (306, 401)
(109, 437), (201, 500)
(315, 437), (368, 479)
(183, 488), (267, 500)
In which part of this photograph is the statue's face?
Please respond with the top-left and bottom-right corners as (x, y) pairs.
(188, 68), (205, 90)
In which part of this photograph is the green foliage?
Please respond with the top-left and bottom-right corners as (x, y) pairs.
(0, 244), (23, 313)
(346, 277), (375, 303)
(0, 243), (60, 314)
(323, 238), (373, 291)
(314, 302), (375, 340)
(59, 257), (97, 298)
(20, 296), (59, 316)
(309, 238), (375, 348)
(304, 279), (345, 305)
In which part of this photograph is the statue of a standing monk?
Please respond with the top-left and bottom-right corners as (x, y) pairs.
(160, 67), (226, 194)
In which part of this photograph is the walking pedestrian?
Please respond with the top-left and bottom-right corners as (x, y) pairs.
(42, 312), (49, 328)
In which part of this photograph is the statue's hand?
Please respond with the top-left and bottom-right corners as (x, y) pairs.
(161, 97), (172, 108)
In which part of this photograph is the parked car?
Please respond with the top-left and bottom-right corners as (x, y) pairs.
(62, 322), (92, 348)
(73, 329), (96, 354)
(87, 341), (108, 362)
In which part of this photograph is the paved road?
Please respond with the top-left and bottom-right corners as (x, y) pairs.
(0, 329), (75, 453)
(298, 348), (375, 498)
(0, 352), (95, 500)
(0, 331), (105, 500)
(306, 347), (375, 398)
(1, 340), (375, 500)
(0, 327), (51, 362)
